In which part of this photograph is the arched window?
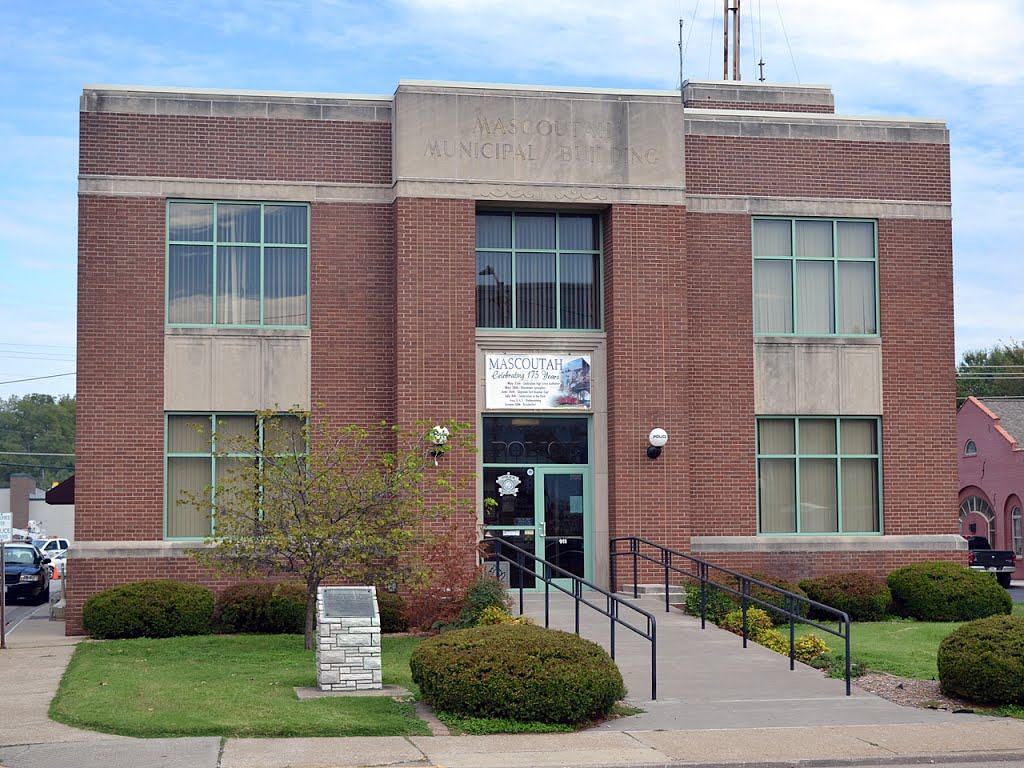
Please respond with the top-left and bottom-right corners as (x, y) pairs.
(1013, 506), (1023, 556)
(964, 440), (977, 456)
(959, 495), (995, 544)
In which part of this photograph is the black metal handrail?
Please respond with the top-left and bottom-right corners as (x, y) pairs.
(610, 536), (852, 695)
(486, 537), (659, 700)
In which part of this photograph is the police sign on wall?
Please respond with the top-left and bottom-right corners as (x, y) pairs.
(485, 354), (591, 410)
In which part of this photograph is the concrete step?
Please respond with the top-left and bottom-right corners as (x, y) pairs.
(618, 583), (685, 600)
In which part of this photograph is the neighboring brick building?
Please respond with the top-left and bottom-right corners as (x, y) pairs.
(69, 78), (963, 633)
(957, 396), (1024, 581)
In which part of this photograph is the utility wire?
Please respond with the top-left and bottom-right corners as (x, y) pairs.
(0, 462), (74, 471)
(0, 452), (75, 457)
(774, 0), (799, 82)
(0, 372), (76, 386)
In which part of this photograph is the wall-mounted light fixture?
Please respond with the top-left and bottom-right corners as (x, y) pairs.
(647, 428), (668, 459)
(429, 425), (450, 465)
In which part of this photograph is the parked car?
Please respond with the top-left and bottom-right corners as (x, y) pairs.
(31, 538), (70, 558)
(3, 544), (51, 604)
(964, 535), (1017, 588)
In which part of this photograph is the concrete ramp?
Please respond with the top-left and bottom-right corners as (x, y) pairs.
(517, 591), (991, 730)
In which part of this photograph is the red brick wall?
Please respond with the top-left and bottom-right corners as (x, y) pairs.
(685, 137), (950, 202)
(604, 205), (689, 553)
(684, 213), (757, 537)
(80, 113), (390, 184)
(77, 196), (165, 541)
(393, 198), (478, 559)
(685, 100), (833, 114)
(311, 202), (396, 426)
(879, 218), (957, 536)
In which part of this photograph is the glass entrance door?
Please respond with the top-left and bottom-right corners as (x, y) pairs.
(482, 465), (590, 588)
(540, 470), (586, 580)
(480, 415), (592, 589)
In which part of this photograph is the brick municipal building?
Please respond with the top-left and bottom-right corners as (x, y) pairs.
(69, 77), (961, 632)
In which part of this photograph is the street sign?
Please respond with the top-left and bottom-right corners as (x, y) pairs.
(0, 513), (11, 543)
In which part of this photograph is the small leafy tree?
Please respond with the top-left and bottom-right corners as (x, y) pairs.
(185, 410), (471, 650)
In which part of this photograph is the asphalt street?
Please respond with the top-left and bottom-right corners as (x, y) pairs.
(3, 578), (60, 633)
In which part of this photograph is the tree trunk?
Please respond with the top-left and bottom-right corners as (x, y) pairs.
(305, 582), (318, 651)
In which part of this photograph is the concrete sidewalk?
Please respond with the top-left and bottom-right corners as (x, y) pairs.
(2, 600), (1024, 768)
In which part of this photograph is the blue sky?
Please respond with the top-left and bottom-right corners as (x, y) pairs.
(1, 0), (1021, 399)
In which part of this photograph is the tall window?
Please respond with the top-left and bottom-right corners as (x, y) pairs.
(476, 211), (602, 330)
(167, 201), (309, 326)
(753, 218), (877, 336)
(1013, 506), (1023, 557)
(757, 417), (881, 534)
(165, 412), (304, 539)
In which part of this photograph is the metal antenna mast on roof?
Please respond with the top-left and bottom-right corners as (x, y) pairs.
(678, 18), (685, 100)
(723, 0), (741, 80)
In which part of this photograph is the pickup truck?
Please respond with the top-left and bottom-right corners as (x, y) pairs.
(964, 535), (1017, 588)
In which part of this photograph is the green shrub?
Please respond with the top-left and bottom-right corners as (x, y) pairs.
(887, 561), (1012, 622)
(377, 591), (409, 633)
(264, 583), (306, 634)
(757, 628), (790, 654)
(476, 605), (532, 626)
(794, 634), (830, 664)
(82, 580), (214, 639)
(455, 574), (510, 628)
(684, 572), (808, 626)
(938, 615), (1024, 704)
(477, 605), (513, 625)
(215, 583), (271, 633)
(799, 572), (892, 621)
(410, 624), (625, 724)
(743, 572), (809, 625)
(719, 607), (774, 639)
(683, 579), (737, 624)
(215, 582), (305, 634)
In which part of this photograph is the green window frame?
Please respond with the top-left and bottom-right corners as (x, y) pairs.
(164, 412), (305, 540)
(476, 211), (603, 331)
(757, 416), (882, 534)
(753, 217), (878, 336)
(166, 200), (310, 327)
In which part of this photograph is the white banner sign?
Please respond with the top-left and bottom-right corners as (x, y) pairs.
(0, 513), (11, 543)
(485, 354), (592, 410)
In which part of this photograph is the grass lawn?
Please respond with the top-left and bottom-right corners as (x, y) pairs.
(794, 603), (1024, 681)
(50, 634), (429, 738)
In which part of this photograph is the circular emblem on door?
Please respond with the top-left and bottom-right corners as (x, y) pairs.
(496, 472), (522, 497)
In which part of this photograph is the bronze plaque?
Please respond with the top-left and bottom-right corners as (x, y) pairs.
(322, 587), (376, 619)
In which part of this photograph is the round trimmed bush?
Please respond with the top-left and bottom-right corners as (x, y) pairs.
(215, 582), (274, 633)
(377, 591), (409, 633)
(215, 582), (305, 634)
(887, 561), (1012, 622)
(264, 583), (306, 633)
(938, 615), (1024, 704)
(799, 572), (892, 621)
(82, 580), (214, 639)
(410, 623), (625, 724)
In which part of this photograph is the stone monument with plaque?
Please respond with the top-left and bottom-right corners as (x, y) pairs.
(316, 585), (382, 691)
